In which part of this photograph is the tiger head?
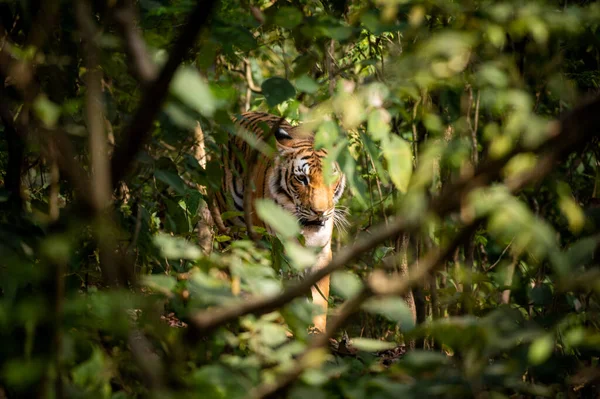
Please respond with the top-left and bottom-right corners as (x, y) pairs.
(269, 127), (346, 232)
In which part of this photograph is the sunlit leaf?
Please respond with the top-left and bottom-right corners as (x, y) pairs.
(153, 233), (202, 260)
(351, 338), (396, 352)
(295, 75), (320, 94)
(255, 199), (301, 239)
(382, 135), (412, 193)
(363, 296), (415, 331)
(286, 241), (317, 271)
(367, 108), (391, 141)
(33, 95), (61, 128)
(331, 271), (363, 299)
(170, 66), (216, 116)
(529, 334), (554, 365)
(140, 274), (177, 296)
(559, 196), (585, 234)
(274, 6), (303, 29)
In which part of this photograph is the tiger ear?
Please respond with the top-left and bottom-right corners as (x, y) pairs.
(275, 128), (293, 142)
(274, 128), (294, 152)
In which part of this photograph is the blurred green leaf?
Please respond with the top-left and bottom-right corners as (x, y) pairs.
(153, 233), (202, 260)
(33, 95), (61, 128)
(367, 108), (391, 141)
(363, 296), (415, 332)
(261, 77), (296, 107)
(331, 271), (363, 299)
(295, 75), (320, 94)
(382, 135), (413, 193)
(255, 199), (301, 239)
(274, 6), (303, 29)
(529, 334), (554, 365)
(140, 274), (177, 295)
(351, 338), (396, 352)
(170, 66), (216, 116)
(155, 169), (187, 196)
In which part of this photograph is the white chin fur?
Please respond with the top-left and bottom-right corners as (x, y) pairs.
(301, 218), (333, 248)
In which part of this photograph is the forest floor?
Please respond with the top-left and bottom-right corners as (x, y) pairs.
(160, 311), (409, 365)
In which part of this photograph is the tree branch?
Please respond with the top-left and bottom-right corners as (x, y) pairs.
(75, 0), (112, 211)
(186, 93), (600, 337)
(110, 0), (218, 189)
(112, 0), (158, 84)
(250, 131), (591, 397)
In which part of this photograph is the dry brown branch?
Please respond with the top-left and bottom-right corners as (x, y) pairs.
(112, 1), (158, 84)
(26, 0), (60, 52)
(252, 220), (482, 399)
(75, 0), (112, 211)
(110, 0), (219, 188)
(0, 92), (24, 211)
(252, 140), (574, 395)
(186, 93), (600, 337)
(232, 59), (262, 93)
(48, 143), (60, 221)
(194, 121), (214, 253)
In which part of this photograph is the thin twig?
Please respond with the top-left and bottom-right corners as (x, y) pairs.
(112, 0), (158, 84)
(252, 220), (482, 399)
(75, 0), (112, 211)
(186, 93), (600, 336)
(110, 0), (219, 188)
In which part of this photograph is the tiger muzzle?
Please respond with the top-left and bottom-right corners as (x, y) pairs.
(300, 218), (326, 227)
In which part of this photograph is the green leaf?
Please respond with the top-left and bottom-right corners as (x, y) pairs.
(170, 66), (216, 116)
(321, 25), (353, 41)
(255, 199), (300, 239)
(140, 274), (177, 295)
(363, 296), (415, 331)
(423, 113), (443, 133)
(331, 271), (363, 299)
(191, 365), (249, 399)
(529, 334), (554, 365)
(401, 350), (450, 371)
(274, 6), (304, 29)
(72, 347), (111, 390)
(155, 169), (187, 196)
(382, 135), (412, 193)
(295, 75), (320, 94)
(261, 77), (296, 107)
(314, 120), (340, 150)
(33, 95), (61, 128)
(153, 233), (202, 260)
(351, 338), (396, 352)
(286, 241), (317, 271)
(338, 144), (368, 207)
(2, 359), (45, 390)
(367, 108), (391, 141)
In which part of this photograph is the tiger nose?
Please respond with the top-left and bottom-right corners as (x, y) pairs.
(311, 207), (326, 218)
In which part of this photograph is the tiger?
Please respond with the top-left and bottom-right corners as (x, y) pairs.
(213, 111), (346, 333)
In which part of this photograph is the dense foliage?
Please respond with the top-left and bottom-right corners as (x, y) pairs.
(1, 0), (600, 397)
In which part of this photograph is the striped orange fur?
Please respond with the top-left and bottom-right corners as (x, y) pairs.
(215, 111), (346, 332)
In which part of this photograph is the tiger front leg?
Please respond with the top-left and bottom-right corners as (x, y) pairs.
(310, 248), (332, 333)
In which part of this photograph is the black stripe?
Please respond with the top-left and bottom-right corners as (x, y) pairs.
(234, 200), (244, 211)
(276, 181), (295, 203)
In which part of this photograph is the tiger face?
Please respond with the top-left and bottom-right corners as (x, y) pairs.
(269, 128), (346, 232)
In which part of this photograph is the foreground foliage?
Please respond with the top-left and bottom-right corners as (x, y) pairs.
(1, 0), (600, 398)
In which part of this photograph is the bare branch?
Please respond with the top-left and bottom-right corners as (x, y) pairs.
(112, 0), (158, 84)
(110, 0), (219, 189)
(75, 0), (112, 210)
(252, 220), (482, 399)
(186, 93), (600, 336)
